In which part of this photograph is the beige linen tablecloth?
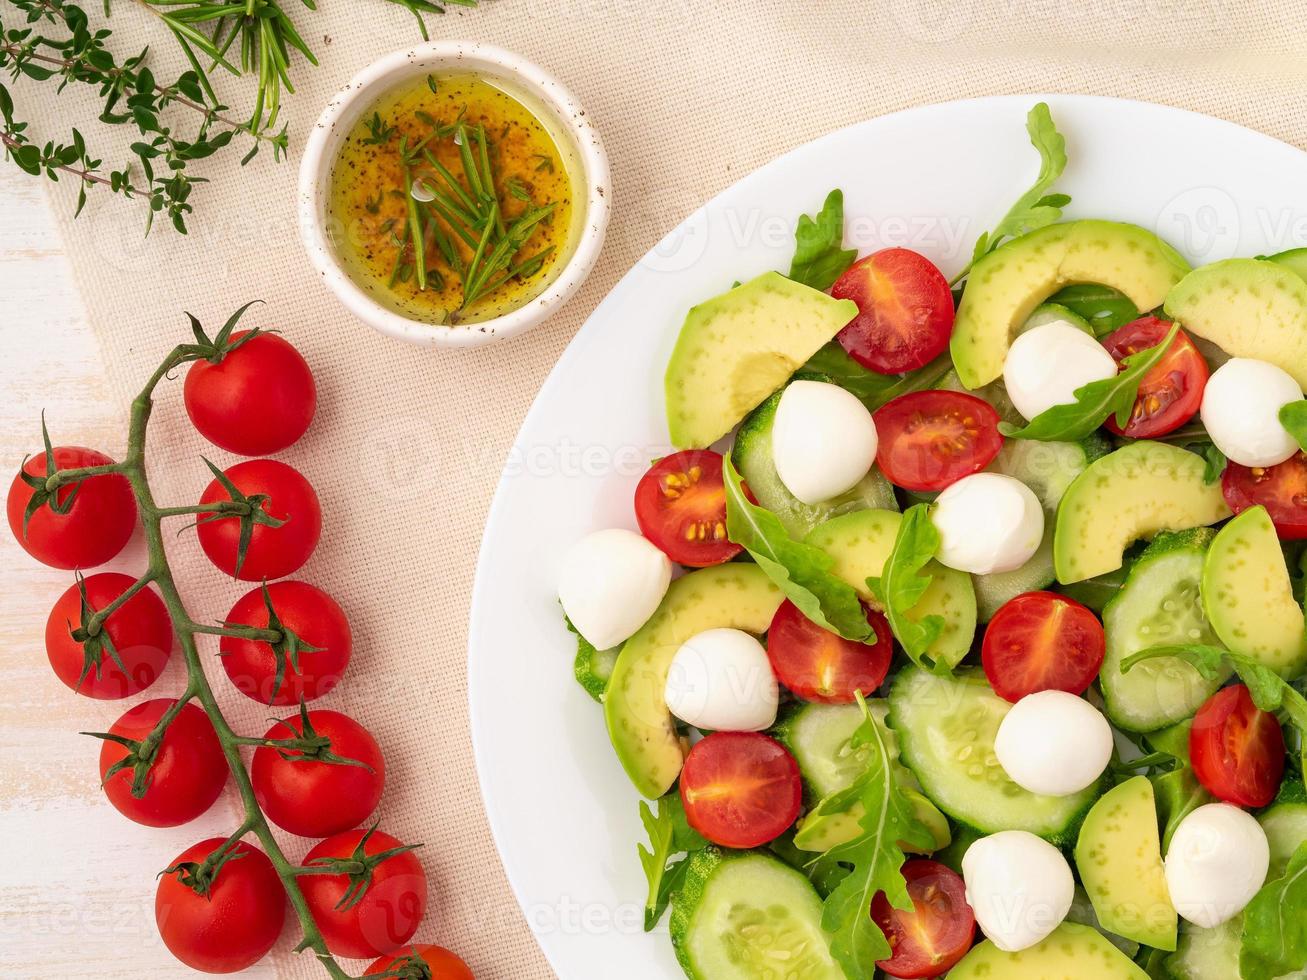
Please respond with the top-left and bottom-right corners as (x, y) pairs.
(12, 1), (1307, 977)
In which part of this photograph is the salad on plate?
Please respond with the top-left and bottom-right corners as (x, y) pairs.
(557, 103), (1307, 980)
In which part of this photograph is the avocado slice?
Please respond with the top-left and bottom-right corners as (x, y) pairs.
(1164, 258), (1307, 389)
(1054, 442), (1230, 584)
(1076, 776), (1177, 951)
(664, 271), (858, 449)
(949, 923), (1151, 979)
(1204, 505), (1307, 679)
(951, 220), (1190, 389)
(603, 564), (782, 798)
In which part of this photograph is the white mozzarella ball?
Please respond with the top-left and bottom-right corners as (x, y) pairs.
(932, 473), (1044, 575)
(962, 830), (1075, 952)
(994, 691), (1113, 797)
(1003, 321), (1119, 421)
(664, 628), (778, 731)
(1165, 803), (1270, 928)
(1200, 358), (1302, 467)
(771, 380), (879, 505)
(558, 529), (672, 650)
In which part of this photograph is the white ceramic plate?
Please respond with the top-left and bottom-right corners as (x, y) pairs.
(467, 94), (1307, 979)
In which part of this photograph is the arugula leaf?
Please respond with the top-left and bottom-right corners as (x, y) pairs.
(1279, 401), (1307, 453)
(637, 794), (707, 931)
(952, 103), (1068, 284)
(866, 504), (948, 672)
(1240, 840), (1307, 980)
(801, 345), (954, 412)
(723, 455), (876, 642)
(1199, 442), (1228, 484)
(1048, 284), (1140, 336)
(816, 694), (936, 974)
(1000, 323), (1179, 441)
(788, 189), (858, 291)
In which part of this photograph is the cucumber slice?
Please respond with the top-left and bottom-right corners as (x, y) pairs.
(669, 848), (843, 980)
(731, 379), (897, 540)
(1101, 529), (1231, 732)
(571, 626), (617, 703)
(1164, 917), (1243, 980)
(973, 522), (1056, 622)
(991, 433), (1110, 512)
(889, 666), (1100, 844)
(1023, 300), (1096, 335)
(1259, 780), (1307, 880)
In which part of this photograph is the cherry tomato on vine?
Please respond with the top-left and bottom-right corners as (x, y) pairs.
(634, 450), (742, 567)
(98, 699), (227, 827)
(1101, 316), (1208, 438)
(44, 572), (172, 699)
(679, 731), (802, 849)
(766, 599), (892, 703)
(196, 458), (321, 580)
(1222, 452), (1307, 539)
(833, 248), (955, 375)
(184, 330), (317, 456)
(981, 591), (1105, 702)
(220, 580), (351, 704)
(301, 827), (427, 959)
(871, 859), (975, 978)
(251, 708), (384, 838)
(367, 945), (474, 979)
(873, 390), (1003, 491)
(7, 446), (135, 569)
(1190, 684), (1285, 808)
(155, 838), (285, 973)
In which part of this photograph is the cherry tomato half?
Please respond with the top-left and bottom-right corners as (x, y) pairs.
(99, 699), (228, 827)
(680, 731), (802, 849)
(1190, 684), (1285, 808)
(196, 458), (321, 580)
(1101, 317), (1208, 438)
(220, 580), (351, 704)
(833, 249), (955, 375)
(185, 330), (317, 456)
(873, 390), (1003, 491)
(1222, 452), (1307, 539)
(45, 572), (172, 699)
(7, 446), (136, 569)
(871, 859), (975, 978)
(635, 450), (742, 567)
(367, 945), (474, 979)
(766, 599), (892, 703)
(981, 592), (1105, 703)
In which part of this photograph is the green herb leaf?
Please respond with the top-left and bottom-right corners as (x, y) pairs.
(801, 345), (953, 412)
(788, 189), (858, 292)
(637, 795), (707, 931)
(1048, 284), (1139, 336)
(723, 456), (875, 642)
(1279, 401), (1307, 453)
(865, 504), (948, 672)
(1240, 840), (1307, 980)
(1000, 322), (1179, 441)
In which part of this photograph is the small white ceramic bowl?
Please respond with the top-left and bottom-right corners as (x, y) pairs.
(299, 42), (610, 348)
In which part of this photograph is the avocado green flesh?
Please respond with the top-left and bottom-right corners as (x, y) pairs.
(1054, 442), (1230, 584)
(1164, 257), (1307, 389)
(1204, 506), (1307, 679)
(948, 922), (1151, 979)
(1075, 776), (1177, 951)
(950, 220), (1190, 389)
(664, 271), (858, 449)
(805, 509), (977, 670)
(602, 565), (782, 798)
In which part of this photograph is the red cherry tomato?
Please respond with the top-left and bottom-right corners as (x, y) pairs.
(981, 592), (1106, 702)
(871, 859), (975, 978)
(766, 599), (892, 703)
(1100, 317), (1208, 438)
(44, 572), (172, 699)
(184, 330), (316, 456)
(634, 450), (742, 567)
(367, 945), (474, 979)
(251, 709), (384, 838)
(873, 390), (1003, 491)
(220, 580), (351, 704)
(98, 699), (228, 827)
(833, 249), (955, 374)
(1223, 452), (1307, 539)
(1190, 684), (1285, 808)
(679, 732), (802, 849)
(301, 828), (427, 959)
(196, 458), (321, 580)
(7, 446), (135, 569)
